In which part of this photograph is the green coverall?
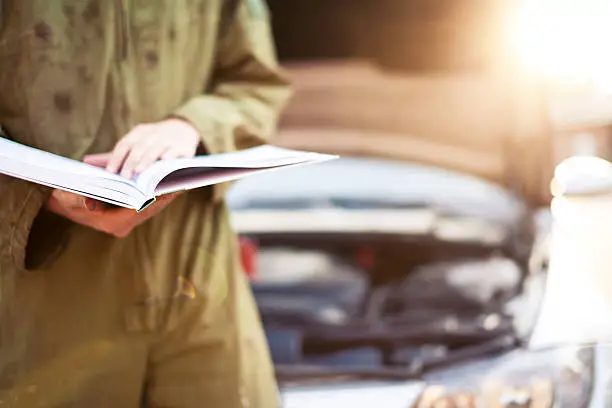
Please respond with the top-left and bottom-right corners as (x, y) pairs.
(0, 1), (291, 407)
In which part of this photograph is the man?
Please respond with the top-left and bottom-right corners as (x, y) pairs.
(0, 1), (291, 407)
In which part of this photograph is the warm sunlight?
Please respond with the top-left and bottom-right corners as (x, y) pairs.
(507, 0), (612, 92)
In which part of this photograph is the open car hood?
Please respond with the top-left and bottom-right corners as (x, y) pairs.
(273, 61), (557, 206)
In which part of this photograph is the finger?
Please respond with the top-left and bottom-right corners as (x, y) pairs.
(83, 197), (102, 211)
(160, 148), (191, 160)
(83, 153), (111, 168)
(52, 189), (107, 213)
(106, 125), (149, 174)
(106, 138), (135, 175)
(119, 141), (157, 179)
(46, 192), (65, 216)
(52, 189), (89, 211)
(134, 144), (171, 174)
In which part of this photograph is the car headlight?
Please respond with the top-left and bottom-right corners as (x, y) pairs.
(416, 345), (593, 408)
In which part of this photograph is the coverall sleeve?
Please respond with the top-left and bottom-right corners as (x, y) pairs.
(0, 5), (53, 271)
(171, 0), (292, 157)
(0, 161), (51, 271)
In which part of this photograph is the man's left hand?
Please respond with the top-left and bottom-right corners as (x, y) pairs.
(46, 189), (180, 238)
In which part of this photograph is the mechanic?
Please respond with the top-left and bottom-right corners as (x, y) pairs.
(0, 1), (290, 407)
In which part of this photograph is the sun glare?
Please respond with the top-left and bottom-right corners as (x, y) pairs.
(507, 0), (612, 92)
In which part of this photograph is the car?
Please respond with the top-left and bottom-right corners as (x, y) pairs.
(223, 54), (612, 406)
(224, 1), (612, 406)
(227, 149), (606, 407)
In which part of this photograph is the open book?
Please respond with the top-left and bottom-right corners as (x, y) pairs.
(0, 137), (337, 211)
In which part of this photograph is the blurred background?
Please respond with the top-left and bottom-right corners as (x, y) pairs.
(227, 1), (612, 407)
(270, 0), (612, 165)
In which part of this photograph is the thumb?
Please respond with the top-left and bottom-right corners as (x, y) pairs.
(52, 190), (97, 211)
(83, 197), (99, 211)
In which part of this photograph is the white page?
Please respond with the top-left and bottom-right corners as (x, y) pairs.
(153, 160), (328, 196)
(0, 137), (135, 185)
(0, 158), (142, 208)
(141, 145), (333, 178)
(155, 168), (264, 195)
(0, 137), (145, 208)
(171, 145), (329, 168)
(138, 146), (337, 195)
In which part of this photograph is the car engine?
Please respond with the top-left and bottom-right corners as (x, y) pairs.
(251, 239), (532, 373)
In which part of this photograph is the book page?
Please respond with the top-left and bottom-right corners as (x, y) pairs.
(139, 146), (337, 195)
(0, 137), (135, 185)
(154, 168), (260, 195)
(172, 145), (327, 169)
(0, 137), (144, 208)
(153, 162), (324, 196)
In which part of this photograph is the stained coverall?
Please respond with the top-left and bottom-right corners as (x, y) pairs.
(0, 1), (291, 407)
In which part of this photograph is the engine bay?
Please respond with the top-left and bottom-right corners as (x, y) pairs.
(248, 234), (542, 378)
